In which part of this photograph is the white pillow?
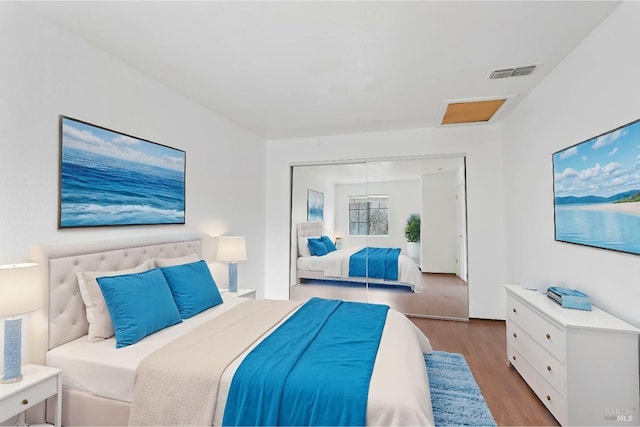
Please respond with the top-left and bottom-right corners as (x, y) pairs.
(298, 236), (319, 258)
(77, 260), (152, 342)
(152, 253), (199, 268)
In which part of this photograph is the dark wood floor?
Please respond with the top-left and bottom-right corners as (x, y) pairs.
(410, 316), (560, 426)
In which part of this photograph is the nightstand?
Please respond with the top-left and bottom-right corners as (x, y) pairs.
(0, 364), (61, 426)
(220, 288), (256, 299)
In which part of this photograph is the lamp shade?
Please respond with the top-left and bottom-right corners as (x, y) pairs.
(0, 263), (40, 317)
(217, 236), (247, 263)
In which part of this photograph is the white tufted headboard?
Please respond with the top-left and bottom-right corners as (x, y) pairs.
(296, 222), (323, 240)
(30, 233), (204, 365)
(295, 222), (323, 258)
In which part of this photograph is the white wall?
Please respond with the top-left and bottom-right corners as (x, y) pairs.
(335, 180), (420, 251)
(0, 4), (266, 297)
(266, 125), (506, 319)
(291, 167), (336, 235)
(502, 2), (640, 328)
(421, 172), (457, 273)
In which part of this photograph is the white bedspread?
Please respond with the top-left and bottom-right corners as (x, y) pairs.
(212, 307), (434, 426)
(45, 296), (249, 403)
(324, 247), (360, 277)
(47, 296), (434, 426)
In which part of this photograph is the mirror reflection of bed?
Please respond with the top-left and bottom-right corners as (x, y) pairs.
(289, 157), (469, 320)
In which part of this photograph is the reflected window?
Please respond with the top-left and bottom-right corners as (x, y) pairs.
(348, 195), (389, 236)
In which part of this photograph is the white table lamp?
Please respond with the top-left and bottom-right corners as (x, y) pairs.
(0, 262), (39, 384)
(217, 237), (247, 293)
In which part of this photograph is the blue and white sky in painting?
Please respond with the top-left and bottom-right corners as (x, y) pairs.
(62, 117), (184, 172)
(553, 120), (640, 198)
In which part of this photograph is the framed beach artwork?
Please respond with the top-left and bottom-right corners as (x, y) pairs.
(307, 189), (324, 222)
(58, 116), (186, 228)
(553, 118), (640, 255)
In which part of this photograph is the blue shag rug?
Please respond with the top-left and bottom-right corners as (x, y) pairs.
(425, 351), (497, 426)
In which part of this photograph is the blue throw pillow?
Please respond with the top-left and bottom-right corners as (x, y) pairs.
(97, 269), (182, 348)
(308, 238), (328, 256)
(160, 260), (223, 319)
(321, 235), (337, 253)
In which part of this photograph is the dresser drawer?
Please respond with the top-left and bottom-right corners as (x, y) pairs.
(0, 375), (58, 419)
(507, 320), (566, 394)
(507, 295), (565, 362)
(505, 285), (640, 426)
(508, 344), (567, 425)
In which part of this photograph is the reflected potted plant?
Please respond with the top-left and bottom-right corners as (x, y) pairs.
(404, 213), (421, 261)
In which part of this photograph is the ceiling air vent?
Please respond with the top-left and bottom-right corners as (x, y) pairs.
(490, 65), (536, 79)
(512, 65), (536, 77)
(489, 68), (515, 79)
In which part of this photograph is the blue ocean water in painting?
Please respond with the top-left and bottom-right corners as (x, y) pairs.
(555, 204), (640, 255)
(61, 147), (185, 227)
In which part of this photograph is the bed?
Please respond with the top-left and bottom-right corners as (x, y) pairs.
(30, 233), (434, 426)
(296, 222), (426, 292)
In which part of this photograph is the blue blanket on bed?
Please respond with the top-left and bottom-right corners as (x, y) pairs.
(222, 297), (389, 427)
(349, 247), (401, 281)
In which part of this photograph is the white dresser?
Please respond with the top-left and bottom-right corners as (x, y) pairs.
(505, 285), (639, 426)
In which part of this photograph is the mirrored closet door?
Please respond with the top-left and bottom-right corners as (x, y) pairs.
(289, 156), (469, 320)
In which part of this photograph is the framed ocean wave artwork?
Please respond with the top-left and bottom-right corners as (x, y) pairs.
(58, 116), (186, 228)
(307, 189), (324, 222)
(553, 118), (640, 256)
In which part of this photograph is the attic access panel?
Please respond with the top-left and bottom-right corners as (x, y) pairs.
(441, 99), (506, 125)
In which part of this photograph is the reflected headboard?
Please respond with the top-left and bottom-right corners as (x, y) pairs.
(295, 222), (323, 257)
(296, 222), (323, 239)
(30, 233), (205, 365)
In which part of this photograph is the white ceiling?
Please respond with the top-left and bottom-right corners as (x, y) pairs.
(26, 1), (620, 140)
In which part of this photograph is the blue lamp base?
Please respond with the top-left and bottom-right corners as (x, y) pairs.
(228, 262), (238, 293)
(2, 317), (23, 384)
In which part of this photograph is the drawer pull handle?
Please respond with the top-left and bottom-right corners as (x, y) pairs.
(546, 333), (551, 340)
(547, 365), (552, 372)
(546, 395), (551, 401)
(512, 355), (516, 361)
(513, 332), (517, 338)
(512, 308), (517, 313)
(22, 399), (29, 405)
